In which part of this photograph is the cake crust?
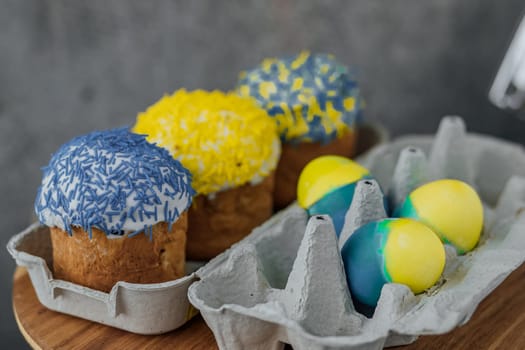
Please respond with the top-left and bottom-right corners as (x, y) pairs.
(50, 212), (188, 293)
(186, 173), (275, 260)
(273, 129), (357, 209)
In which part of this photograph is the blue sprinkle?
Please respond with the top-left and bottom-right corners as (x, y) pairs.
(163, 201), (169, 222)
(129, 206), (137, 222)
(34, 128), (194, 238)
(129, 227), (145, 238)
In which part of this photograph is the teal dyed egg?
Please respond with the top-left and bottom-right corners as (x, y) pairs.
(341, 218), (445, 307)
(394, 179), (483, 254)
(297, 155), (371, 236)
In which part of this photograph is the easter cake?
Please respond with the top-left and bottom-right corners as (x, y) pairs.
(133, 90), (281, 260)
(236, 51), (362, 208)
(34, 128), (194, 292)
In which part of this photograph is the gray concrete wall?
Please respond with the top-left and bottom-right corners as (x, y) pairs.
(1, 1), (524, 348)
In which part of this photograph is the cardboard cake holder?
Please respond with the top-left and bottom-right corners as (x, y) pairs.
(7, 117), (525, 348)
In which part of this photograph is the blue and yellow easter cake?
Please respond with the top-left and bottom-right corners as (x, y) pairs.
(236, 51), (364, 208)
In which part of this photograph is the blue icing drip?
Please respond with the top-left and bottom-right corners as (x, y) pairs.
(34, 128), (195, 237)
(237, 52), (363, 144)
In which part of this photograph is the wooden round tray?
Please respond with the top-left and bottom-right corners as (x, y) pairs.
(13, 265), (525, 349)
(12, 268), (217, 349)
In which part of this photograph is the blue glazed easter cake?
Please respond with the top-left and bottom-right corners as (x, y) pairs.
(35, 128), (195, 292)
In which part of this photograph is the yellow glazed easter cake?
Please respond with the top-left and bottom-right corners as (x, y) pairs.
(133, 90), (281, 260)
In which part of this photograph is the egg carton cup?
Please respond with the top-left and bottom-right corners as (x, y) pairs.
(188, 116), (525, 350)
(7, 223), (206, 335)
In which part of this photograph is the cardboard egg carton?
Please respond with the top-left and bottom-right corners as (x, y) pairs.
(7, 224), (204, 334)
(188, 116), (525, 350)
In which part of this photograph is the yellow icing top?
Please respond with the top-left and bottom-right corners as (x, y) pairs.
(133, 90), (281, 195)
(383, 218), (445, 294)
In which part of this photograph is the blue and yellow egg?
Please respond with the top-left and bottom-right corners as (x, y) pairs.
(341, 218), (446, 307)
(394, 179), (483, 254)
(297, 155), (371, 236)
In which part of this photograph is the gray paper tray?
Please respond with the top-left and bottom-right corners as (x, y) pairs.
(7, 223), (203, 335)
(188, 117), (525, 350)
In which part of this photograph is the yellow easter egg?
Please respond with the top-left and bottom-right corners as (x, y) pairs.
(341, 218), (445, 306)
(383, 218), (446, 294)
(297, 155), (369, 209)
(396, 179), (483, 254)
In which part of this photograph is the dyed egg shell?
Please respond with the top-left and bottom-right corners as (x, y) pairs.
(341, 218), (445, 307)
(394, 179), (483, 254)
(297, 155), (370, 236)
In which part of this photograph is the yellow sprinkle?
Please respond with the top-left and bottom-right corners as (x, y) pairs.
(278, 63), (290, 83)
(325, 101), (341, 122)
(133, 90), (281, 195)
(238, 85), (250, 97)
(279, 102), (292, 119)
(306, 98), (322, 122)
(274, 103), (295, 139)
(297, 93), (310, 104)
(259, 81), (277, 99)
(292, 78), (304, 91)
(327, 90), (337, 97)
(262, 58), (276, 73)
(343, 97), (355, 111)
(301, 87), (314, 96)
(248, 72), (261, 82)
(315, 77), (324, 88)
(320, 64), (330, 74)
(275, 115), (289, 137)
(291, 51), (310, 70)
(291, 104), (309, 138)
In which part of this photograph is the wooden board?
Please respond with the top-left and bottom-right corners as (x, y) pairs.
(12, 268), (217, 350)
(12, 264), (525, 349)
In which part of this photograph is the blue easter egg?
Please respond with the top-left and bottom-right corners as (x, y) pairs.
(341, 218), (445, 307)
(297, 155), (372, 237)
